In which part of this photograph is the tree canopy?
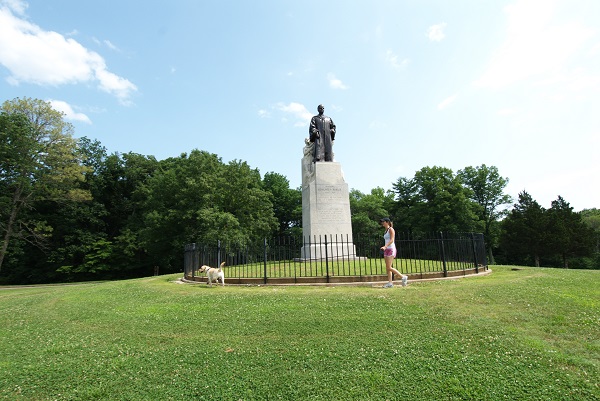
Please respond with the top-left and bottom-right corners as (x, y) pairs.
(0, 98), (90, 273)
(0, 96), (597, 283)
(390, 166), (478, 233)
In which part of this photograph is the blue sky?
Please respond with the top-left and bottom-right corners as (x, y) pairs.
(1, 0), (598, 211)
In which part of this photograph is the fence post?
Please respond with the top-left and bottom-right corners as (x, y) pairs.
(263, 238), (268, 284)
(471, 233), (479, 273)
(439, 232), (448, 277)
(191, 242), (196, 278)
(217, 240), (221, 268)
(324, 235), (330, 283)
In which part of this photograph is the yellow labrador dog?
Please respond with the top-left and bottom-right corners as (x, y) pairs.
(198, 262), (225, 286)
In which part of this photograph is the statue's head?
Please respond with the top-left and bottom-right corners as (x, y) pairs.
(317, 104), (324, 114)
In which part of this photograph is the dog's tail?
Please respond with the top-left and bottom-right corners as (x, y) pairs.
(219, 261), (225, 271)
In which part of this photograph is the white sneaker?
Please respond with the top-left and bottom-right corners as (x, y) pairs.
(383, 282), (394, 288)
(401, 275), (408, 287)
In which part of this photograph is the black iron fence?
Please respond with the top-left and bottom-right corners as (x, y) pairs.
(184, 232), (487, 285)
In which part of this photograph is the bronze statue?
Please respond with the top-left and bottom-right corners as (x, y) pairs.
(309, 104), (336, 162)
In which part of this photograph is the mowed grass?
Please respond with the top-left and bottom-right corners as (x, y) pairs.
(0, 266), (598, 400)
(218, 258), (455, 279)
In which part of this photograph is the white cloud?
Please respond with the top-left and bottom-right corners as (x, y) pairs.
(327, 73), (349, 90)
(385, 50), (409, 70)
(275, 102), (312, 126)
(48, 99), (92, 124)
(0, 1), (137, 105)
(474, 0), (595, 90)
(95, 69), (137, 105)
(1, 0), (27, 15)
(427, 23), (447, 42)
(437, 94), (458, 110)
(103, 39), (119, 52)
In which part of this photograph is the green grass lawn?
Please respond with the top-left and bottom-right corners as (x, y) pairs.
(0, 266), (598, 400)
(214, 257), (463, 279)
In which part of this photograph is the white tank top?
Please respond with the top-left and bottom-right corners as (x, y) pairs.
(384, 229), (396, 249)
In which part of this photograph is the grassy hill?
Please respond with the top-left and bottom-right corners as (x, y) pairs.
(0, 265), (598, 400)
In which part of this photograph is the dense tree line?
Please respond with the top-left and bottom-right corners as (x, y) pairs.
(349, 171), (598, 269)
(1, 98), (597, 283)
(498, 192), (598, 268)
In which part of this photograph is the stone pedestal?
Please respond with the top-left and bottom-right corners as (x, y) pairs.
(300, 161), (357, 259)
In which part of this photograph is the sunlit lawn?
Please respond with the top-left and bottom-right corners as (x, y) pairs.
(0, 265), (598, 400)
(203, 258), (469, 279)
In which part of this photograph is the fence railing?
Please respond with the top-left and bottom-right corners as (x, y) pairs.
(184, 232), (487, 284)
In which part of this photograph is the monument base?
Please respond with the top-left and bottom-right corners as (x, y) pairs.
(299, 242), (359, 260)
(300, 160), (362, 260)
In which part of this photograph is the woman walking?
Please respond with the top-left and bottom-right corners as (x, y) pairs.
(380, 218), (408, 288)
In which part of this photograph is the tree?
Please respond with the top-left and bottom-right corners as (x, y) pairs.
(47, 143), (159, 281)
(581, 208), (600, 252)
(349, 187), (395, 238)
(262, 172), (301, 237)
(499, 191), (548, 267)
(219, 159), (278, 241)
(140, 150), (277, 270)
(407, 166), (478, 233)
(390, 177), (419, 233)
(546, 196), (594, 268)
(458, 164), (512, 263)
(581, 208), (600, 269)
(0, 98), (90, 272)
(140, 150), (226, 270)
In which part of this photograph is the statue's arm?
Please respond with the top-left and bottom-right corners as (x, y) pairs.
(309, 117), (319, 141)
(330, 119), (336, 141)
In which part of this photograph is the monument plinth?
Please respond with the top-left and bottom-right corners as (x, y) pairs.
(300, 104), (358, 259)
(300, 153), (358, 259)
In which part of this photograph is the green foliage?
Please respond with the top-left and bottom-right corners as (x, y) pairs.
(0, 98), (90, 272)
(547, 197), (595, 268)
(0, 266), (598, 400)
(499, 193), (595, 268)
(139, 150), (277, 271)
(42, 139), (159, 281)
(2, 97), (597, 282)
(349, 187), (395, 237)
(499, 191), (548, 266)
(392, 166), (479, 233)
(262, 172), (301, 236)
(581, 208), (600, 269)
(581, 208), (600, 250)
(458, 165), (512, 262)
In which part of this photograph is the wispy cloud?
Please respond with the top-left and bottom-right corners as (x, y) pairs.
(327, 73), (349, 90)
(427, 23), (447, 42)
(385, 50), (409, 70)
(103, 39), (119, 52)
(92, 37), (120, 52)
(437, 94), (458, 110)
(48, 99), (92, 124)
(0, 0), (137, 105)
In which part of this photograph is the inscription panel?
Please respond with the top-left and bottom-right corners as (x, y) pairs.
(316, 184), (349, 222)
(316, 185), (345, 202)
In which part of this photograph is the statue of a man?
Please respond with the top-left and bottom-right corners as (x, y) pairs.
(309, 104), (336, 162)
